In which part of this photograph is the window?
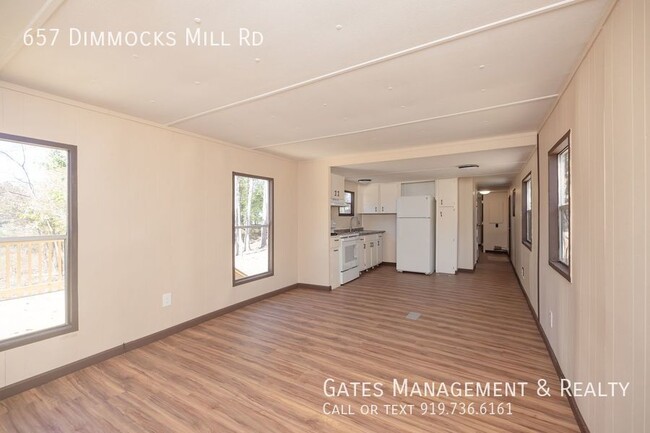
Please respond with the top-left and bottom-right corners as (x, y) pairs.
(338, 191), (355, 216)
(0, 133), (77, 350)
(233, 173), (273, 285)
(548, 131), (570, 281)
(522, 174), (532, 250)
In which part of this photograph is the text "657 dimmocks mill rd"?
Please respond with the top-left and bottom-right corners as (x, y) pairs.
(23, 27), (264, 47)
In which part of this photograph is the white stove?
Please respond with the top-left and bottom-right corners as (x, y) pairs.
(339, 233), (360, 284)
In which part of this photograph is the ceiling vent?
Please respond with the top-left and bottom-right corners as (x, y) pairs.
(357, 179), (372, 184)
(458, 164), (479, 169)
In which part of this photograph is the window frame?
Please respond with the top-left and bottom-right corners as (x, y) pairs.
(547, 130), (571, 282)
(232, 172), (274, 286)
(338, 190), (355, 217)
(521, 173), (533, 250)
(0, 132), (78, 352)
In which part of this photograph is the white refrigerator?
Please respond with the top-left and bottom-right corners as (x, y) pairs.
(396, 195), (435, 274)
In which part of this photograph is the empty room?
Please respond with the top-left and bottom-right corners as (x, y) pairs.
(0, 1), (648, 432)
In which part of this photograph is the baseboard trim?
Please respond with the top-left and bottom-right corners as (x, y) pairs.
(457, 267), (475, 273)
(0, 282), (297, 401)
(296, 283), (331, 291)
(508, 261), (590, 433)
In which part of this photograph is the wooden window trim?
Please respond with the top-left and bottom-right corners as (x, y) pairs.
(521, 173), (532, 251)
(338, 190), (355, 217)
(0, 132), (78, 352)
(547, 130), (571, 282)
(232, 172), (274, 287)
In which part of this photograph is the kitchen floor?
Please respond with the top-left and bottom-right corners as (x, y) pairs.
(0, 254), (578, 432)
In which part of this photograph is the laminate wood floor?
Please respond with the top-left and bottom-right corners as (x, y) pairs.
(0, 254), (579, 432)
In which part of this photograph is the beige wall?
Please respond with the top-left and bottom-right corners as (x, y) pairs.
(0, 82), (299, 387)
(457, 177), (476, 270)
(297, 161), (330, 285)
(535, 0), (649, 431)
(509, 151), (538, 315)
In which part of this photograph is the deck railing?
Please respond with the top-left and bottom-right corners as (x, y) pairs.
(0, 236), (66, 301)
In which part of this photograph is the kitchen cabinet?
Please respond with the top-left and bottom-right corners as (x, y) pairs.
(377, 234), (384, 264)
(360, 182), (401, 214)
(329, 238), (341, 289)
(330, 173), (345, 205)
(358, 236), (369, 271)
(368, 234), (379, 268)
(436, 204), (458, 274)
(436, 178), (458, 207)
(361, 184), (380, 213)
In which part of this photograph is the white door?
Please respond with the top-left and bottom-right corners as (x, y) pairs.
(483, 192), (509, 251)
(436, 206), (458, 274)
(397, 218), (433, 273)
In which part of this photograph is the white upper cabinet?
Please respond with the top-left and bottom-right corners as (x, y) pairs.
(361, 183), (380, 213)
(436, 178), (458, 207)
(379, 183), (401, 213)
(330, 173), (345, 205)
(360, 182), (400, 214)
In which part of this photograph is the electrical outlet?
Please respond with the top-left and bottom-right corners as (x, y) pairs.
(162, 293), (172, 307)
(549, 310), (553, 328)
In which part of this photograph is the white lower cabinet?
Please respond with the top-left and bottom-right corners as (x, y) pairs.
(358, 234), (384, 272)
(377, 234), (384, 264)
(368, 235), (378, 268)
(330, 238), (341, 289)
(358, 236), (368, 272)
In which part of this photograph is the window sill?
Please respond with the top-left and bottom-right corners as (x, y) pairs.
(0, 322), (78, 352)
(233, 271), (274, 287)
(549, 260), (571, 282)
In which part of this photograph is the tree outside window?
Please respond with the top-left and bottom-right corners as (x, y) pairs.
(233, 173), (273, 285)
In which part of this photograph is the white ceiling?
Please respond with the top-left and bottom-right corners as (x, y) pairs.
(332, 145), (535, 189)
(0, 0), (609, 167)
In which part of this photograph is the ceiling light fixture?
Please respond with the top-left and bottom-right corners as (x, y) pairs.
(358, 179), (372, 184)
(478, 190), (491, 195)
(335, 24), (343, 30)
(458, 164), (479, 169)
(194, 18), (202, 24)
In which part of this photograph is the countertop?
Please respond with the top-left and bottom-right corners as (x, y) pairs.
(331, 228), (385, 237)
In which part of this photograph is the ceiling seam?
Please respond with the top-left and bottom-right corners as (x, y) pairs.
(0, 80), (298, 163)
(166, 0), (588, 127)
(0, 0), (68, 71)
(252, 94), (558, 149)
(338, 166), (525, 177)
